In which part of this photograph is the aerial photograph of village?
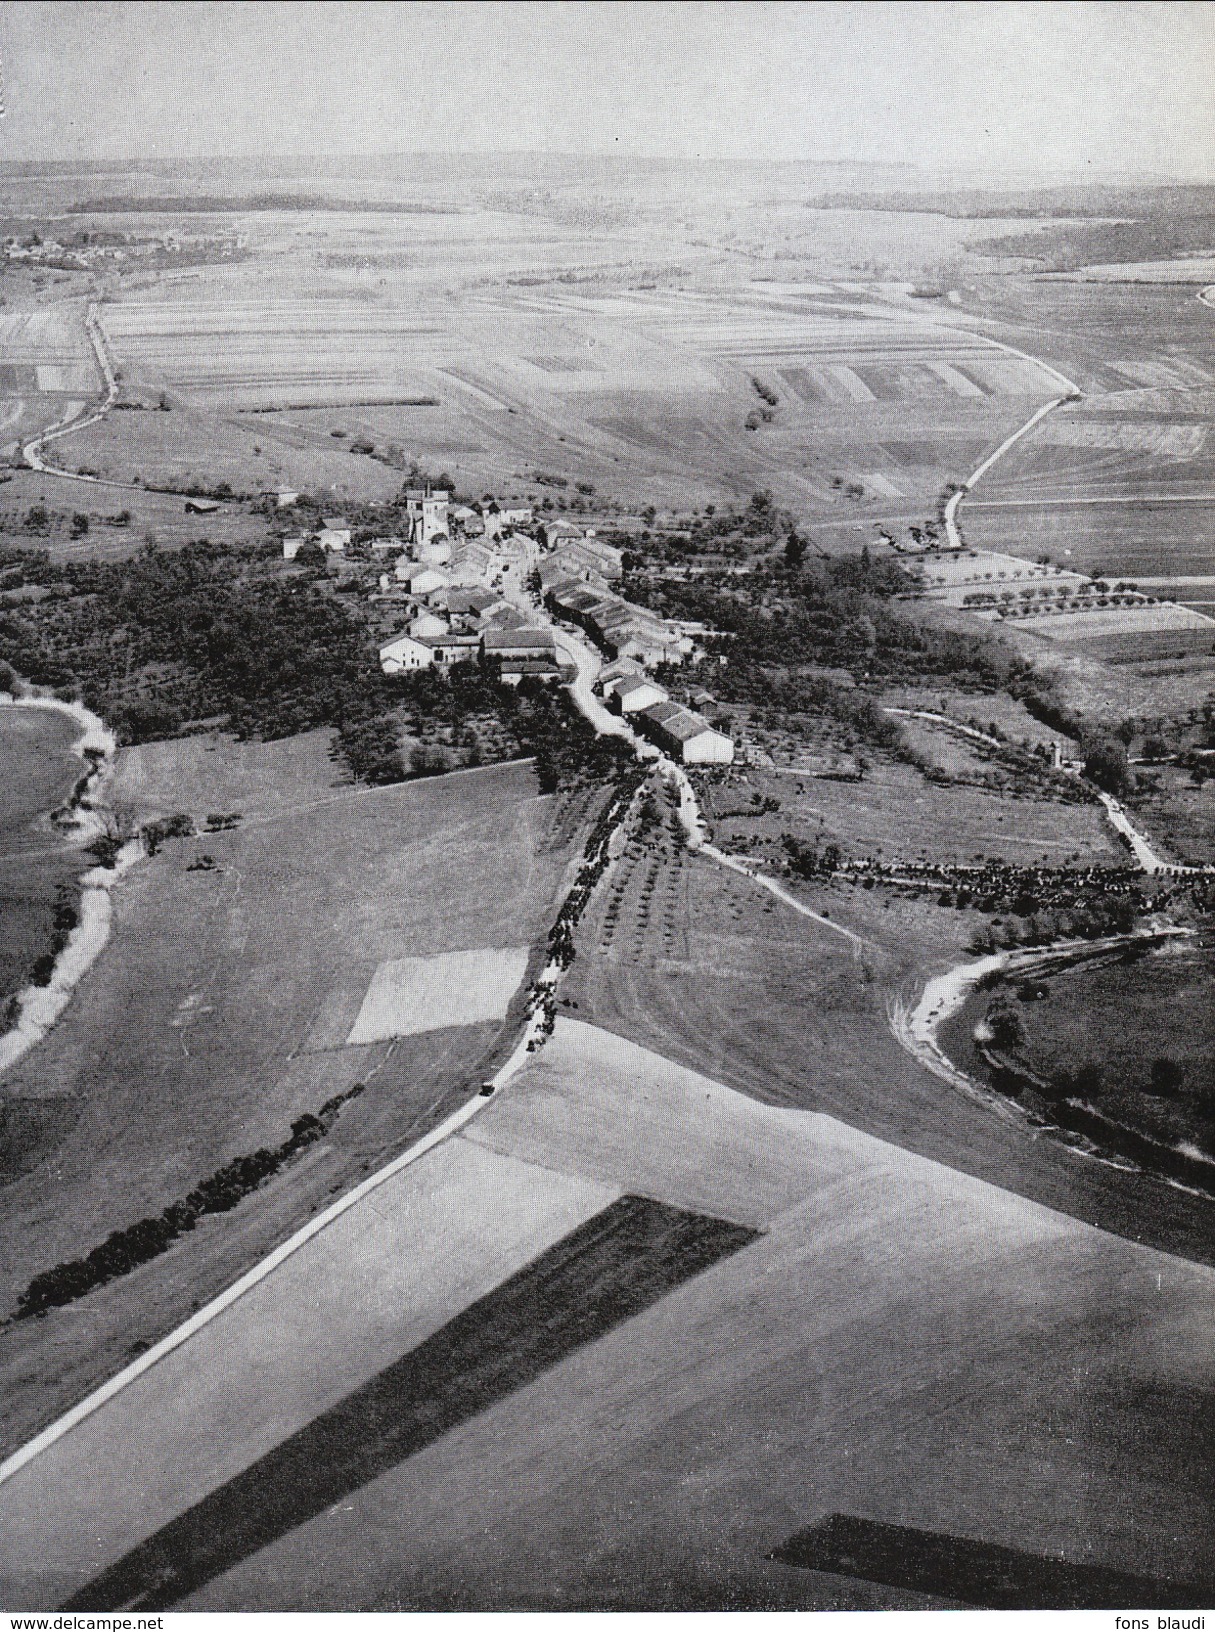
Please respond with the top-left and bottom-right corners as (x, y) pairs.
(0, 0), (1212, 1614)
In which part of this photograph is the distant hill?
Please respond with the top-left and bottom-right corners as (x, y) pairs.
(809, 182), (1215, 220)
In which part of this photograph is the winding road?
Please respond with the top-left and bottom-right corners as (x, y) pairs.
(943, 361), (1081, 549)
(21, 306), (122, 483)
(543, 611), (867, 946)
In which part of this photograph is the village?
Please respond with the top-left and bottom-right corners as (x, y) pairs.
(282, 486), (737, 767)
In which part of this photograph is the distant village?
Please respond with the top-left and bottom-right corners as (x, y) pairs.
(2, 229), (245, 274)
(282, 487), (735, 765)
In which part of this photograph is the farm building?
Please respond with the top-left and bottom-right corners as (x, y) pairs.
(379, 634), (433, 673)
(545, 520), (585, 544)
(611, 676), (669, 714)
(539, 560), (593, 599)
(550, 580), (610, 620)
(596, 607), (683, 667)
(184, 497), (221, 515)
(558, 535), (624, 581)
(448, 539), (496, 587)
(480, 603), (531, 633)
(423, 633), (480, 665)
(272, 489), (299, 508)
(637, 701), (734, 764)
(545, 577), (684, 666)
(368, 535), (407, 553)
(673, 553), (753, 576)
(281, 536), (307, 561)
(395, 561), (449, 596)
(495, 655), (568, 686)
(483, 507), (535, 541)
(482, 627), (558, 663)
(320, 516), (351, 550)
(409, 611), (449, 639)
(442, 588), (502, 619)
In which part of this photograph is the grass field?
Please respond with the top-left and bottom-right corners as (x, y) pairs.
(880, 687), (1074, 754)
(54, 397), (405, 501)
(345, 947), (531, 1042)
(9, 1017), (1215, 1609)
(0, 708), (84, 1134)
(0, 468), (270, 556)
(0, 744), (578, 1458)
(942, 939), (1215, 1155)
(964, 498), (1215, 583)
(703, 761), (1119, 869)
(1128, 766), (1215, 869)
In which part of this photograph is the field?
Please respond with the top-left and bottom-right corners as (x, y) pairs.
(8, 1016), (1215, 1609)
(942, 939), (1215, 1155)
(0, 707), (84, 1094)
(345, 947), (531, 1043)
(964, 496), (1215, 586)
(1006, 942), (1215, 1103)
(1128, 765), (1215, 869)
(910, 545), (1215, 665)
(80, 225), (1067, 515)
(953, 279), (1215, 601)
(700, 761), (1120, 870)
(0, 468), (271, 555)
(1006, 601), (1215, 662)
(0, 740), (580, 1457)
(879, 686), (1074, 754)
(0, 305), (100, 459)
(51, 395), (406, 502)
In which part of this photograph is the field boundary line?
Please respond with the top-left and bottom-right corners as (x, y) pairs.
(0, 754), (627, 1488)
(0, 1064), (510, 1488)
(205, 754), (538, 831)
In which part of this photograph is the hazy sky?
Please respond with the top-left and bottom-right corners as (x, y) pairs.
(1, 1), (1212, 179)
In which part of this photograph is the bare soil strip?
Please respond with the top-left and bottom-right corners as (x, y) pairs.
(772, 1514), (1215, 1610)
(65, 1195), (757, 1610)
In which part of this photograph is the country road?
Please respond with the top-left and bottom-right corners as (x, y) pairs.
(539, 606), (867, 945)
(21, 306), (122, 482)
(943, 389), (1078, 549)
